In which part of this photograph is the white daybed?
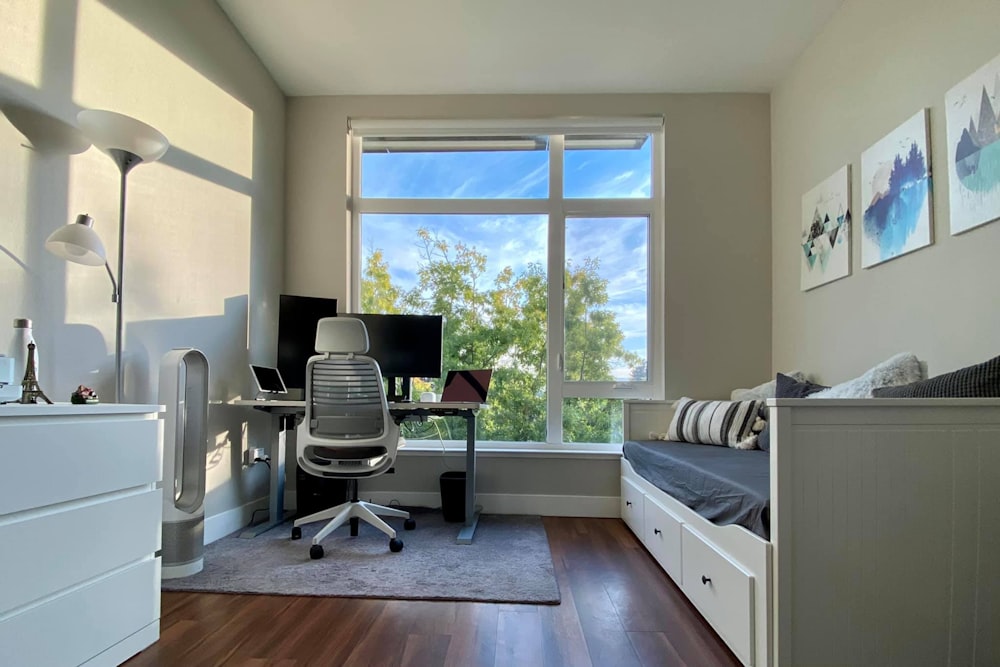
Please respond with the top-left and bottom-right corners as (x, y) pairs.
(622, 398), (1000, 667)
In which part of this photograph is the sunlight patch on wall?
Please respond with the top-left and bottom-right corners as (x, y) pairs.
(0, 120), (33, 320)
(121, 162), (251, 322)
(0, 0), (43, 88)
(65, 156), (250, 328)
(73, 0), (253, 179)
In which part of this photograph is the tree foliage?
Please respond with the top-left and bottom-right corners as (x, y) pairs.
(361, 228), (640, 443)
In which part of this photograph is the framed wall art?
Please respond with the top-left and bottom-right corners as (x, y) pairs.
(945, 51), (1000, 235)
(801, 165), (851, 291)
(861, 109), (933, 268)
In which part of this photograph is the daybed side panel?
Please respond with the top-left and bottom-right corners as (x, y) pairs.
(771, 399), (1000, 667)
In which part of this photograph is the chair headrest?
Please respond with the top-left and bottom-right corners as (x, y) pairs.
(315, 317), (369, 354)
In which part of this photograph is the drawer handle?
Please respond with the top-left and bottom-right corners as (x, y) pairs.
(653, 528), (662, 536)
(625, 501), (633, 507)
(701, 575), (712, 585)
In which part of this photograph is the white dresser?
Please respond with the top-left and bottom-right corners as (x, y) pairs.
(0, 404), (164, 667)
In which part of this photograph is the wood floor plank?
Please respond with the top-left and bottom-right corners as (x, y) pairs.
(496, 608), (544, 667)
(401, 633), (451, 667)
(443, 603), (499, 667)
(628, 631), (688, 667)
(127, 518), (740, 667)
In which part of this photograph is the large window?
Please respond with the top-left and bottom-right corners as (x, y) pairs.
(351, 118), (664, 445)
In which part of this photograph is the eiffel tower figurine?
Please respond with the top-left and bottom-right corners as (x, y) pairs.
(18, 342), (52, 404)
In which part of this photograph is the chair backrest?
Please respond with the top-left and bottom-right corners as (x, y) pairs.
(296, 318), (400, 479)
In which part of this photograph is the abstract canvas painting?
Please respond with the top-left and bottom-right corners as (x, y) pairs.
(945, 51), (1000, 234)
(801, 166), (851, 291)
(861, 110), (933, 268)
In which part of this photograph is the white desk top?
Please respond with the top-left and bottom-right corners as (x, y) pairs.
(231, 398), (486, 411)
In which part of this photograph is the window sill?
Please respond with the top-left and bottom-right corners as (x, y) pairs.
(397, 441), (623, 460)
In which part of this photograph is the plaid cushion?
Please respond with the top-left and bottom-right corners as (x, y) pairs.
(872, 355), (1000, 398)
(667, 397), (765, 450)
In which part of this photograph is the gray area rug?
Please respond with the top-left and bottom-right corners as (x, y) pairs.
(162, 510), (560, 604)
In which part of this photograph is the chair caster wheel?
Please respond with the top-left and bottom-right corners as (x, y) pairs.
(389, 538), (404, 552)
(310, 544), (324, 559)
(404, 518), (416, 531)
(291, 526), (302, 540)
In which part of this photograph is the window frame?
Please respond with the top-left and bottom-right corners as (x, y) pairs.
(349, 118), (665, 445)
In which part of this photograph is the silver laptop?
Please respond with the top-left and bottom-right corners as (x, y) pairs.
(249, 365), (289, 400)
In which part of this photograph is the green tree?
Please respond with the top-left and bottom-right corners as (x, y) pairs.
(361, 248), (402, 314)
(361, 229), (639, 443)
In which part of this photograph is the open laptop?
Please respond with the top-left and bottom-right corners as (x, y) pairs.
(249, 364), (290, 400)
(440, 369), (492, 404)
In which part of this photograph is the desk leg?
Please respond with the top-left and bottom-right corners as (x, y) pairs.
(456, 410), (481, 544)
(240, 413), (290, 538)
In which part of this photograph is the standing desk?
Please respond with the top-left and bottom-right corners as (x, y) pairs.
(232, 399), (486, 543)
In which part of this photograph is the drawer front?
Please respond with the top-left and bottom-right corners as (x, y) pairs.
(681, 525), (755, 666)
(642, 495), (683, 582)
(0, 418), (162, 514)
(0, 558), (160, 667)
(0, 489), (162, 613)
(621, 477), (645, 537)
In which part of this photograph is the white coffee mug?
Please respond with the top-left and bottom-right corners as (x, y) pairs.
(420, 392), (437, 402)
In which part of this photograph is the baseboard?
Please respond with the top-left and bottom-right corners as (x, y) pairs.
(351, 491), (619, 518)
(204, 496), (269, 544)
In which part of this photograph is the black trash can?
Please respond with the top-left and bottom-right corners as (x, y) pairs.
(439, 470), (466, 522)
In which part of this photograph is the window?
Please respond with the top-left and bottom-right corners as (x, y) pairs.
(351, 118), (664, 445)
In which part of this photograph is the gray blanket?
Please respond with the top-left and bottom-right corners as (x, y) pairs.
(624, 439), (770, 539)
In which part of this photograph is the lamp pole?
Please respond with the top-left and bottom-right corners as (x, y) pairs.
(106, 148), (142, 403)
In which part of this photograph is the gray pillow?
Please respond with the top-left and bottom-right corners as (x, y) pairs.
(872, 355), (1000, 398)
(776, 372), (829, 398)
(758, 374), (829, 451)
(730, 370), (807, 401)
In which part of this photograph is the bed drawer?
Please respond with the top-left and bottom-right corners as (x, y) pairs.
(642, 494), (682, 582)
(621, 477), (645, 536)
(681, 525), (755, 666)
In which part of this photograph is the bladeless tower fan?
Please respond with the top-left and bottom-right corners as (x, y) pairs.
(159, 348), (209, 579)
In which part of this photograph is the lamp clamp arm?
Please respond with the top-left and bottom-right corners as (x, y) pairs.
(104, 262), (120, 303)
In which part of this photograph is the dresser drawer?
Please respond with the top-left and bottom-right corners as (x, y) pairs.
(642, 494), (683, 582)
(0, 489), (162, 613)
(0, 418), (161, 514)
(0, 558), (160, 667)
(621, 477), (645, 537)
(681, 525), (755, 666)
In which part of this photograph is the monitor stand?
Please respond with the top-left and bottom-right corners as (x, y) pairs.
(386, 376), (411, 403)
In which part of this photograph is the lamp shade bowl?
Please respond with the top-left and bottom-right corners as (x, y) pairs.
(45, 215), (108, 266)
(77, 109), (169, 163)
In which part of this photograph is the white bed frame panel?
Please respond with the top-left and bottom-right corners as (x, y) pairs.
(624, 398), (1000, 667)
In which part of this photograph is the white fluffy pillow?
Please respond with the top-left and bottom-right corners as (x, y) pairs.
(731, 370), (807, 401)
(810, 353), (925, 399)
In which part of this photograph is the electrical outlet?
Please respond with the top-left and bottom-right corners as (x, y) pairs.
(245, 447), (267, 466)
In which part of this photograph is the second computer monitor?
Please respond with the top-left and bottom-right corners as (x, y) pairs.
(346, 313), (443, 402)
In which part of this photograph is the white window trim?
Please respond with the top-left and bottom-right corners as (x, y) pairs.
(349, 119), (665, 445)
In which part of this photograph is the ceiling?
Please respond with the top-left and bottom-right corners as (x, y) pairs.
(217, 0), (845, 97)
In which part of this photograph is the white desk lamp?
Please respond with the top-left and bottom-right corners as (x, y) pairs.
(45, 109), (169, 402)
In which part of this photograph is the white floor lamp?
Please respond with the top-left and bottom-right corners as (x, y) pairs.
(45, 109), (169, 403)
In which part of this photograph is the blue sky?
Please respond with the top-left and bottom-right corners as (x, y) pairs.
(360, 139), (651, 378)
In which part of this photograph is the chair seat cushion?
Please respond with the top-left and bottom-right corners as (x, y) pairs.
(309, 445), (388, 461)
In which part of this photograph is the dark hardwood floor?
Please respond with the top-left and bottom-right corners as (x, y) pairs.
(127, 517), (739, 667)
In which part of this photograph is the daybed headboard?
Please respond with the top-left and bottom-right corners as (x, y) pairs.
(624, 400), (676, 441)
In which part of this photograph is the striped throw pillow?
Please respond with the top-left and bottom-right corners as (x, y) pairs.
(667, 397), (766, 450)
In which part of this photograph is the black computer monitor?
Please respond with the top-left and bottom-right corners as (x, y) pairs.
(345, 313), (443, 402)
(277, 294), (338, 390)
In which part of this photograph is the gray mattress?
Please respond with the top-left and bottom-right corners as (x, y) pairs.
(623, 439), (770, 539)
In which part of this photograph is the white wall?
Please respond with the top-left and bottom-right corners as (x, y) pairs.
(772, 0), (1000, 383)
(0, 0), (285, 526)
(286, 93), (772, 500)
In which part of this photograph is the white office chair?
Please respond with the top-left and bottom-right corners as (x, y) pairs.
(291, 317), (415, 559)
